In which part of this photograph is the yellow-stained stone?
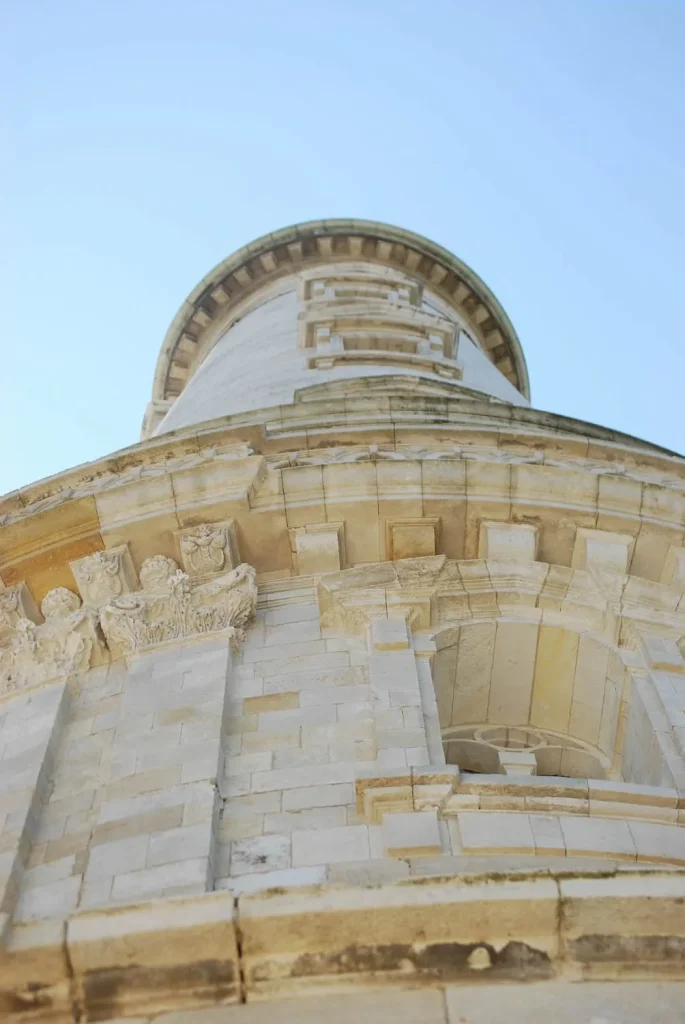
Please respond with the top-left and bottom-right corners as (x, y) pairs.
(530, 625), (579, 734)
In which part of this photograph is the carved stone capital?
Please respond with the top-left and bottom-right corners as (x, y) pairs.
(0, 588), (102, 697)
(99, 557), (257, 657)
(70, 545), (139, 606)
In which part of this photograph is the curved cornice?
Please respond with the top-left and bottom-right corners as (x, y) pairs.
(151, 219), (531, 410)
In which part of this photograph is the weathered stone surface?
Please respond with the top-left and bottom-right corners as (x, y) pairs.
(3, 218), (685, 1020)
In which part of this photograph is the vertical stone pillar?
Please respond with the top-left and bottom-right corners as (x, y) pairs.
(0, 682), (70, 924)
(368, 619), (443, 769)
(83, 637), (232, 906)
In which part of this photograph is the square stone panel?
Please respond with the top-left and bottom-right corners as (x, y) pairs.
(385, 518), (441, 561)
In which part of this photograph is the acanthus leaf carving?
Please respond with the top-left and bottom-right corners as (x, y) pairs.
(0, 587), (103, 696)
(99, 556), (256, 657)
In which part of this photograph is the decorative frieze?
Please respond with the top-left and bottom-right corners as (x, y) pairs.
(0, 587), (102, 696)
(176, 520), (239, 576)
(70, 545), (139, 606)
(99, 556), (256, 657)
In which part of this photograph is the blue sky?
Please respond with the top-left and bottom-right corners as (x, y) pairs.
(3, 0), (684, 496)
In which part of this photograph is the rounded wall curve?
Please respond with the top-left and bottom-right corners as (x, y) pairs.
(154, 264), (529, 437)
(144, 220), (531, 437)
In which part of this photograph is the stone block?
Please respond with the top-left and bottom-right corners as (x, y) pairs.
(559, 873), (685, 974)
(147, 824), (210, 868)
(66, 891), (239, 1019)
(659, 544), (685, 587)
(230, 834), (291, 876)
(560, 816), (637, 860)
(445, 981), (685, 1023)
(239, 875), (559, 995)
(478, 520), (538, 560)
(111, 858), (210, 902)
(370, 617), (411, 651)
(290, 522), (346, 575)
(571, 527), (635, 573)
(384, 517), (441, 560)
(281, 783), (354, 811)
(382, 810), (442, 857)
(457, 811), (535, 855)
(291, 824), (370, 866)
(14, 874), (81, 922)
(627, 821), (685, 864)
(222, 865), (327, 896)
(85, 835), (149, 880)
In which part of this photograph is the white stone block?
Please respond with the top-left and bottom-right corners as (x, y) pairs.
(560, 816), (637, 859)
(230, 834), (291, 876)
(458, 812), (535, 855)
(370, 618), (411, 651)
(382, 811), (442, 858)
(292, 825), (370, 866)
(290, 522), (346, 575)
(281, 783), (355, 811)
(111, 857), (209, 901)
(14, 874), (81, 921)
(220, 865), (327, 895)
(86, 836), (149, 880)
(147, 824), (210, 867)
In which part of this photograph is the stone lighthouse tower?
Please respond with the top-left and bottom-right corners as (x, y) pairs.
(1, 220), (684, 1022)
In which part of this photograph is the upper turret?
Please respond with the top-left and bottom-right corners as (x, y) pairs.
(143, 219), (530, 438)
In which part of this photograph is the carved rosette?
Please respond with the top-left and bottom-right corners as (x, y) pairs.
(100, 557), (257, 657)
(0, 587), (102, 696)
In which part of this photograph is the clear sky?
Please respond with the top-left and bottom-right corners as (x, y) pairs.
(3, 0), (684, 496)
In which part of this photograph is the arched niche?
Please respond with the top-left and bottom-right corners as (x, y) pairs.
(432, 619), (620, 779)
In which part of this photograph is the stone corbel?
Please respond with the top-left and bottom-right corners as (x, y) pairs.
(317, 557), (443, 638)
